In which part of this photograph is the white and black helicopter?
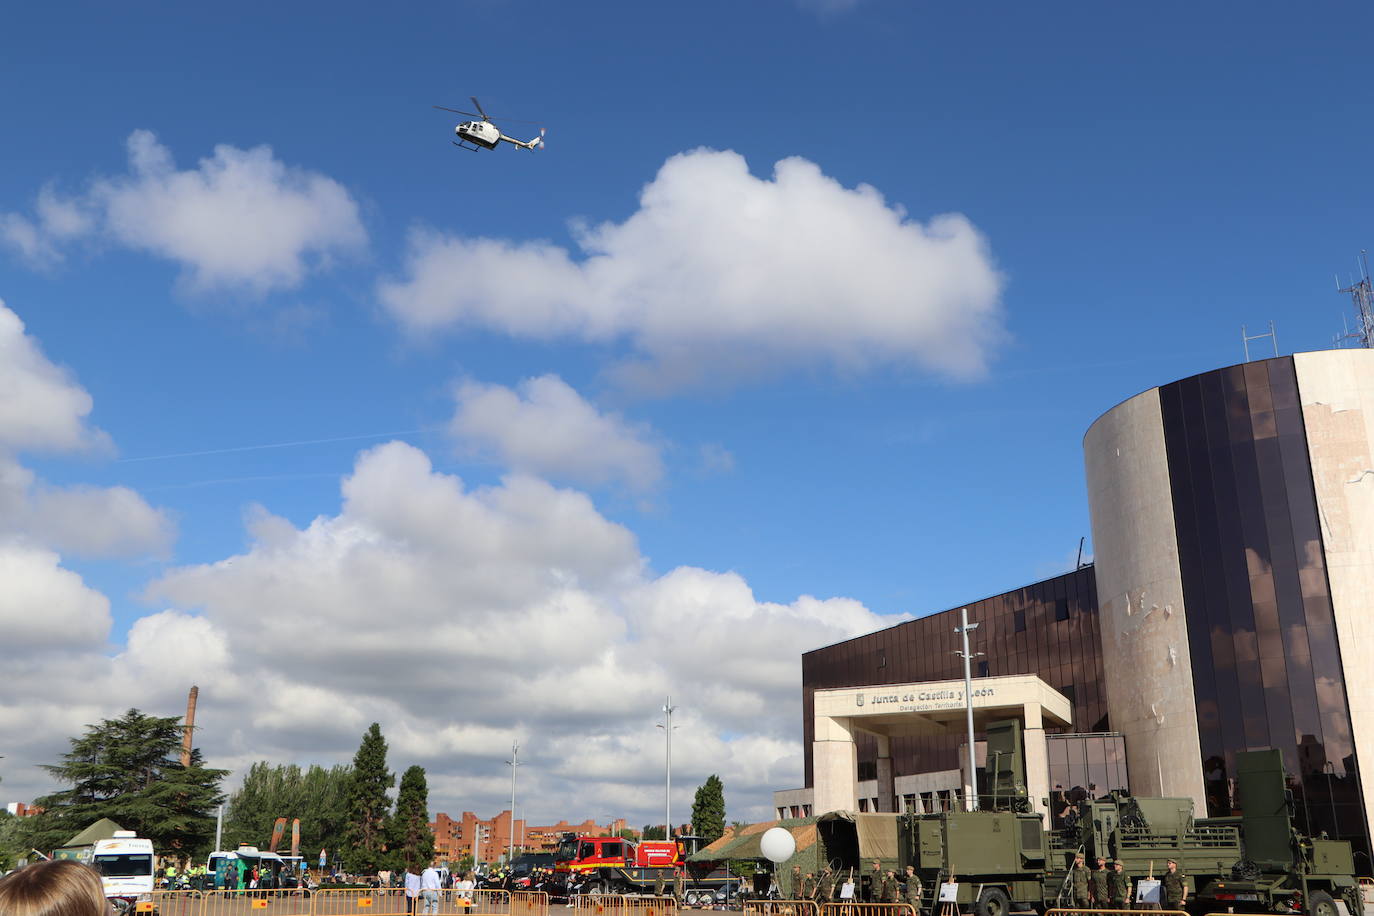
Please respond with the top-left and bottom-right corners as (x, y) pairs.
(434, 97), (545, 152)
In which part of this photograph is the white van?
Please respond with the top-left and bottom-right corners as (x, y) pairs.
(91, 831), (155, 910)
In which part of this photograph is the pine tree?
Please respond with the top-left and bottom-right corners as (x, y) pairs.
(342, 724), (394, 872)
(26, 709), (226, 855)
(387, 765), (434, 870)
(690, 775), (726, 842)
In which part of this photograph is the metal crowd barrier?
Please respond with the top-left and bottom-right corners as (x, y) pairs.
(509, 891), (550, 916)
(312, 888), (409, 916)
(747, 900), (821, 916)
(570, 894), (627, 916)
(622, 895), (676, 916)
(821, 904), (917, 916)
(1043, 909), (1190, 916)
(141, 890), (207, 916)
(475, 890), (514, 914)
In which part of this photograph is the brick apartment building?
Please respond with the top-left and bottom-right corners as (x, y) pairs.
(430, 812), (629, 866)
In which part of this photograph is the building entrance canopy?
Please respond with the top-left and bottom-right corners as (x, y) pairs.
(812, 674), (1072, 816)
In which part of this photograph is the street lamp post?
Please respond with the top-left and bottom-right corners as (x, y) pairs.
(657, 697), (678, 838)
(954, 608), (984, 811)
(507, 743), (522, 864)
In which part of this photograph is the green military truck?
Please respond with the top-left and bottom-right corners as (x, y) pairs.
(886, 727), (1362, 916)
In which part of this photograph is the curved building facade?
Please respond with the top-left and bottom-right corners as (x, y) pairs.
(1086, 350), (1374, 855)
(784, 349), (1373, 862)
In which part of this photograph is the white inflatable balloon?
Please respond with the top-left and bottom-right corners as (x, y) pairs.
(759, 826), (796, 863)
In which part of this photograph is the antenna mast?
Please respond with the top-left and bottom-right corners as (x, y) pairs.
(1336, 251), (1374, 349)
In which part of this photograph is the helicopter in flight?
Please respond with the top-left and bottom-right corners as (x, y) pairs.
(434, 97), (545, 152)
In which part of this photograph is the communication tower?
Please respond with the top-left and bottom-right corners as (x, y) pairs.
(1335, 251), (1374, 348)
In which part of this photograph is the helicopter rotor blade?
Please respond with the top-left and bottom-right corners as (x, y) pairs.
(434, 105), (482, 117)
(470, 96), (490, 120)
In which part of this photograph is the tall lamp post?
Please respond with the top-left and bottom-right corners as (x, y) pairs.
(506, 743), (521, 864)
(954, 608), (984, 811)
(657, 697), (678, 838)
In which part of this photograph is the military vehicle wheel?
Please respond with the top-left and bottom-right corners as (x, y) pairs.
(975, 887), (1011, 916)
(1306, 890), (1337, 916)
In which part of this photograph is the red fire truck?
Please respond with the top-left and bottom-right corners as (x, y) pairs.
(553, 834), (742, 903)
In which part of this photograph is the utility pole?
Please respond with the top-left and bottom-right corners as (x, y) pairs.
(954, 608), (984, 811)
(657, 697), (678, 838)
(506, 743), (521, 864)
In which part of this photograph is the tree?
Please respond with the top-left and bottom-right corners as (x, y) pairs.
(690, 775), (726, 842)
(641, 824), (666, 840)
(387, 766), (434, 870)
(618, 828), (638, 840)
(342, 723), (394, 872)
(26, 709), (226, 856)
(223, 762), (351, 855)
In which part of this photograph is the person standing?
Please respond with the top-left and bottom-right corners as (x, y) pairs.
(456, 872), (476, 915)
(1109, 861), (1131, 911)
(1091, 857), (1110, 909)
(880, 871), (899, 904)
(1161, 860), (1187, 911)
(1069, 854), (1091, 915)
(674, 867), (686, 903)
(817, 868), (836, 904)
(655, 868), (667, 897)
(420, 864), (441, 915)
(801, 872), (817, 901)
(868, 860), (883, 903)
(404, 866), (422, 916)
(902, 865), (923, 915)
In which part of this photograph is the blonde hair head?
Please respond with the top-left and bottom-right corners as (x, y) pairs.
(0, 859), (108, 916)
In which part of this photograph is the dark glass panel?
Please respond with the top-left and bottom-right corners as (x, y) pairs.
(1159, 356), (1368, 858)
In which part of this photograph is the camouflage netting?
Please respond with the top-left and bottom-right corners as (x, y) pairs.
(690, 812), (904, 897)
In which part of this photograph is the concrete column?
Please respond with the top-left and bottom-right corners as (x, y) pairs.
(1022, 703), (1050, 818)
(813, 715), (858, 814)
(1084, 387), (1207, 812)
(875, 733), (895, 812)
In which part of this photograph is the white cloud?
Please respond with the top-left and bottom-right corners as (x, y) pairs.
(1, 131), (366, 293)
(0, 302), (105, 454)
(0, 301), (173, 557)
(0, 544), (112, 651)
(379, 149), (1004, 390)
(0, 187), (93, 267)
(450, 375), (664, 491)
(0, 439), (903, 821)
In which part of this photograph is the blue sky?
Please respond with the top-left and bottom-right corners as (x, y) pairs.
(1, 0), (1371, 828)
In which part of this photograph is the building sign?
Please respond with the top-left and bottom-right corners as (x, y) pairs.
(853, 686), (998, 713)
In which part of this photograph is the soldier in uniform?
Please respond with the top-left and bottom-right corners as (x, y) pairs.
(880, 870), (899, 904)
(655, 869), (667, 898)
(1161, 860), (1186, 911)
(817, 867), (835, 904)
(674, 868), (686, 903)
(801, 873), (817, 902)
(1109, 861), (1130, 911)
(868, 861), (883, 903)
(790, 866), (803, 900)
(902, 865), (923, 915)
(1091, 857), (1110, 908)
(1070, 854), (1091, 915)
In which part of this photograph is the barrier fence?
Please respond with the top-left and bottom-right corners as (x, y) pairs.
(570, 894), (627, 916)
(820, 903), (918, 916)
(622, 895), (677, 916)
(1043, 909), (1190, 916)
(137, 887), (535, 916)
(746, 900), (821, 916)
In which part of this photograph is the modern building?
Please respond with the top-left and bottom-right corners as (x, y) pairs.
(777, 350), (1374, 863)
